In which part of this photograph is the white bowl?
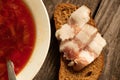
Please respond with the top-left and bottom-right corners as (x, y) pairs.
(17, 0), (51, 80)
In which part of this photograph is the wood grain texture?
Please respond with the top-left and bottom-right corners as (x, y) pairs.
(95, 0), (120, 80)
(33, 0), (120, 80)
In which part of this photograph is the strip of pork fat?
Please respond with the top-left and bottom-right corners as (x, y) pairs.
(74, 24), (97, 50)
(73, 50), (95, 71)
(87, 33), (107, 57)
(55, 24), (75, 41)
(60, 40), (80, 60)
(68, 5), (90, 29)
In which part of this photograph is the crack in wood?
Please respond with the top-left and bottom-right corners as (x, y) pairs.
(92, 0), (102, 19)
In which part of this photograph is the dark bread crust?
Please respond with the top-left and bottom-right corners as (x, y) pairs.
(54, 3), (77, 30)
(54, 3), (104, 80)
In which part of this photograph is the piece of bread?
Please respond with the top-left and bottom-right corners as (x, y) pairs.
(54, 3), (104, 80)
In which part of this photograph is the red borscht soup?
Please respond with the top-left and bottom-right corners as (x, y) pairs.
(0, 0), (36, 80)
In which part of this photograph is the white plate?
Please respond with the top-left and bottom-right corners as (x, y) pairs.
(17, 0), (51, 80)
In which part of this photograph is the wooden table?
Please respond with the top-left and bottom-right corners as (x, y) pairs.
(33, 0), (120, 80)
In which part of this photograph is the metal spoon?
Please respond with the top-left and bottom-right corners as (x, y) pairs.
(7, 60), (17, 80)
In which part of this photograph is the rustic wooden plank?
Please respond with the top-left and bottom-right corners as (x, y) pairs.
(94, 0), (120, 80)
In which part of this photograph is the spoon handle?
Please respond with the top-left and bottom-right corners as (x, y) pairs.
(7, 60), (17, 80)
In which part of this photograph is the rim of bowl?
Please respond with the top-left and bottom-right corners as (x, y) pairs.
(16, 0), (51, 80)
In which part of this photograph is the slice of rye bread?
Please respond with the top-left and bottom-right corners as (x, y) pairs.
(54, 3), (104, 80)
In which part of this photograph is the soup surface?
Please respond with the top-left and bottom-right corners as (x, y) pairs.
(0, 0), (36, 80)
